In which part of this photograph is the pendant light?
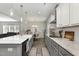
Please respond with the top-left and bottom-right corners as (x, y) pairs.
(20, 5), (23, 22)
(43, 3), (46, 5)
(20, 17), (23, 22)
(10, 4), (14, 16)
(20, 5), (23, 34)
(10, 8), (13, 16)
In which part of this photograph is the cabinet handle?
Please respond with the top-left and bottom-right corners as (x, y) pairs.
(60, 51), (68, 56)
(59, 52), (63, 56)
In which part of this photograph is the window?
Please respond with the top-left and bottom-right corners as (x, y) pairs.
(3, 25), (19, 33)
(9, 25), (14, 32)
(14, 25), (19, 32)
(3, 25), (9, 33)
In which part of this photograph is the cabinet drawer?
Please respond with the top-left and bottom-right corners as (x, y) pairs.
(51, 39), (58, 50)
(59, 45), (73, 56)
(0, 45), (22, 56)
(50, 45), (59, 56)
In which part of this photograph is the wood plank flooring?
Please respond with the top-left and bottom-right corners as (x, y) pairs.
(29, 39), (50, 56)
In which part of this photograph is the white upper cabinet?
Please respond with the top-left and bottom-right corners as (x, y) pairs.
(60, 4), (70, 27)
(56, 4), (70, 27)
(70, 4), (79, 26)
(56, 3), (79, 28)
(56, 4), (62, 27)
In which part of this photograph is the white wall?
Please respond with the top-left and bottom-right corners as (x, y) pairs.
(20, 17), (28, 34)
(28, 21), (45, 38)
(21, 16), (46, 38)
(51, 26), (79, 44)
(61, 26), (79, 44)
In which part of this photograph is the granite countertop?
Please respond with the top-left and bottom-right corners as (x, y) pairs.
(49, 36), (79, 56)
(0, 34), (33, 44)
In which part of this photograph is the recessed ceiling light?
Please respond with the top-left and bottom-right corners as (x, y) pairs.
(10, 11), (13, 16)
(43, 3), (46, 5)
(38, 11), (40, 14)
(10, 8), (14, 16)
(20, 5), (23, 7)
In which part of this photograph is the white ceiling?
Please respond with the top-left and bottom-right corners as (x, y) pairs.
(0, 3), (57, 22)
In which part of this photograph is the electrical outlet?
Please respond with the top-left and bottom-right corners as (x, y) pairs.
(8, 48), (13, 52)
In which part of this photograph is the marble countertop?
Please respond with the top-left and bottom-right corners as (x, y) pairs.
(0, 34), (33, 44)
(49, 36), (79, 56)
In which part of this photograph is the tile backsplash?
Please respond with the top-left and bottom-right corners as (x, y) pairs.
(59, 26), (79, 44)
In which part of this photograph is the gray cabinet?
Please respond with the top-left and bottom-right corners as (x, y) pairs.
(45, 36), (51, 54)
(45, 36), (58, 56)
(51, 39), (58, 50)
(51, 40), (59, 56)
(51, 45), (58, 56)
(29, 36), (33, 52)
(58, 45), (73, 56)
(45, 36), (73, 56)
(0, 44), (22, 56)
(0, 36), (33, 56)
(26, 36), (34, 55)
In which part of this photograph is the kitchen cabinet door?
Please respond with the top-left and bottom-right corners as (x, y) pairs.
(51, 39), (58, 49)
(50, 45), (58, 56)
(60, 4), (70, 27)
(45, 36), (48, 47)
(29, 37), (33, 51)
(56, 4), (70, 27)
(45, 36), (50, 49)
(56, 4), (62, 27)
(58, 45), (73, 56)
(70, 4), (79, 26)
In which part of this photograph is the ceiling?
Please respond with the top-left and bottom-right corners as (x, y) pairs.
(0, 3), (57, 22)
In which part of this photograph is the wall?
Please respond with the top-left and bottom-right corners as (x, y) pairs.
(0, 13), (20, 34)
(0, 21), (20, 34)
(20, 16), (46, 38)
(62, 26), (79, 44)
(27, 21), (45, 38)
(50, 26), (79, 44)
(20, 18), (28, 34)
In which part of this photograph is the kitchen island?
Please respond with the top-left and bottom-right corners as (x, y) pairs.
(0, 34), (33, 56)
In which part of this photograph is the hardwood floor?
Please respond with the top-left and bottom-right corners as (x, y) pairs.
(28, 38), (50, 56)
